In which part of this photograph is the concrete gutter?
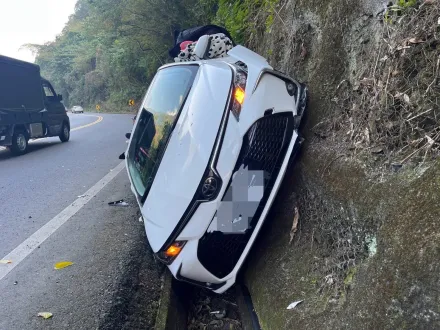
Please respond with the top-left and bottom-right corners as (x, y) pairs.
(154, 272), (187, 330)
(154, 271), (262, 330)
(236, 284), (262, 330)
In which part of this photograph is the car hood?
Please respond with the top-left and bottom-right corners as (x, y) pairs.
(141, 62), (232, 252)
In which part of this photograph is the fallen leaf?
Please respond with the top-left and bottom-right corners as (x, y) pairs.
(54, 261), (74, 270)
(371, 147), (384, 154)
(325, 274), (335, 284)
(359, 77), (374, 86)
(426, 135), (435, 146)
(409, 38), (424, 44)
(37, 312), (53, 319)
(300, 43), (307, 59)
(287, 300), (304, 310)
(364, 127), (370, 145)
(424, 0), (436, 5)
(289, 207), (300, 244)
(0, 260), (12, 264)
(394, 92), (411, 104)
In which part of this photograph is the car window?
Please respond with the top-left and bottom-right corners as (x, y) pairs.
(42, 82), (58, 102)
(127, 65), (198, 197)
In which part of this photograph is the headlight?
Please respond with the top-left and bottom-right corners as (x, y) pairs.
(230, 62), (248, 120)
(156, 241), (187, 265)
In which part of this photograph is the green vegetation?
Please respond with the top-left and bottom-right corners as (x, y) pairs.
(27, 0), (278, 111)
(396, 0), (417, 8)
(215, 0), (279, 43)
(384, 0), (417, 24)
(28, 0), (218, 110)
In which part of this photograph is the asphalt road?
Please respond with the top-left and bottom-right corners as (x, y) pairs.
(0, 113), (129, 256)
(0, 113), (163, 329)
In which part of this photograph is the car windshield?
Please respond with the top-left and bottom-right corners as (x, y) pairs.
(127, 65), (199, 197)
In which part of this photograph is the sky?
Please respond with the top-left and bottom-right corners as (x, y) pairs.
(0, 0), (78, 63)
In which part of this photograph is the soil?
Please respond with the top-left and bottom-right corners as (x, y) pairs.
(99, 209), (163, 330)
(243, 0), (440, 329)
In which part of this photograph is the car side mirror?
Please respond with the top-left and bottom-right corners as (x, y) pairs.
(194, 35), (210, 59)
(125, 133), (131, 139)
(119, 152), (125, 160)
(57, 94), (63, 101)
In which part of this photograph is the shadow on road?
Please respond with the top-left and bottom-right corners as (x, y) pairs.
(0, 141), (61, 161)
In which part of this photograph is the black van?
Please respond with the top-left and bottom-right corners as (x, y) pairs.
(0, 55), (70, 155)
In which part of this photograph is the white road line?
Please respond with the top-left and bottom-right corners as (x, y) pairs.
(0, 161), (126, 281)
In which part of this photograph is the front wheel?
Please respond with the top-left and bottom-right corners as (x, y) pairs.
(11, 132), (28, 155)
(59, 123), (70, 142)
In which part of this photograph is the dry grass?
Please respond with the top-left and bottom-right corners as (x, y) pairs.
(319, 0), (440, 166)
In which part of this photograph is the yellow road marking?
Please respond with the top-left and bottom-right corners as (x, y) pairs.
(71, 115), (103, 131)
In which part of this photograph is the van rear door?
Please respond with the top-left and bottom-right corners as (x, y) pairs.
(42, 80), (65, 136)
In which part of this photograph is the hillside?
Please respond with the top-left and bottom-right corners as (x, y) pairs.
(30, 0), (218, 110)
(31, 0), (440, 328)
(242, 0), (440, 328)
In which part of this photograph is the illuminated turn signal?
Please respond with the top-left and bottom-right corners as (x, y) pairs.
(165, 243), (183, 257)
(234, 87), (245, 105)
(157, 241), (187, 264)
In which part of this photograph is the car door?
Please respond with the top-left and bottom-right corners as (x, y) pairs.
(42, 81), (64, 136)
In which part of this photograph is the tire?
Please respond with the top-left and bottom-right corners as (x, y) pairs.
(11, 131), (28, 155)
(59, 123), (70, 142)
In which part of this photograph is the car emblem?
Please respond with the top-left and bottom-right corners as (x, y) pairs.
(201, 177), (218, 199)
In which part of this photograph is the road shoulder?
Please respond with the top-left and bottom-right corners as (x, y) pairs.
(0, 170), (163, 330)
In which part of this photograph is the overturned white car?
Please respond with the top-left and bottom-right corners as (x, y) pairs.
(126, 44), (307, 293)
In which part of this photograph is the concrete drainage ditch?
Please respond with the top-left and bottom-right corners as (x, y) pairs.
(155, 272), (261, 330)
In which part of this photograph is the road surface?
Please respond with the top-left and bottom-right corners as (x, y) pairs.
(0, 113), (163, 330)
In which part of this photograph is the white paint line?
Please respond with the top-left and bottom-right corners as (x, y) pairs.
(0, 161), (126, 281)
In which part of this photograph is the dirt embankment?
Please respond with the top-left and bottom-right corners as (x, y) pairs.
(244, 0), (440, 329)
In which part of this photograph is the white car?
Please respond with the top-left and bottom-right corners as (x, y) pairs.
(71, 105), (84, 113)
(126, 45), (307, 293)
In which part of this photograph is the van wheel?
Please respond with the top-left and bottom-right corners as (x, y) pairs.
(59, 123), (70, 142)
(11, 132), (28, 155)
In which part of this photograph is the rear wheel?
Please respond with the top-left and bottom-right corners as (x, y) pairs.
(11, 132), (28, 155)
(59, 123), (70, 142)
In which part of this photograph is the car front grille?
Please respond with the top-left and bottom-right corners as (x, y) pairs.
(197, 113), (294, 279)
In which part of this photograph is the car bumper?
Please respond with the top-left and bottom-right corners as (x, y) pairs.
(167, 68), (305, 293)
